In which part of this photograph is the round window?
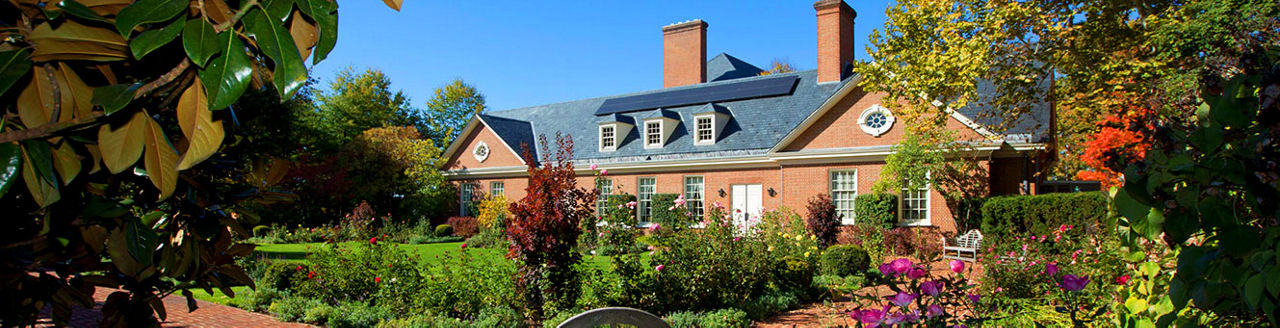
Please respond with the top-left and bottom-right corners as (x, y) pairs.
(473, 141), (490, 162)
(857, 105), (895, 136)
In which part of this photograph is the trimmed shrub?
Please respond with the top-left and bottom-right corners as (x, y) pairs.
(446, 216), (478, 237)
(649, 193), (686, 226)
(700, 308), (751, 328)
(805, 193), (841, 248)
(819, 244), (871, 277)
(434, 224), (453, 237)
(854, 194), (898, 229)
(980, 192), (1107, 242)
(259, 261), (303, 291)
(252, 225), (272, 237)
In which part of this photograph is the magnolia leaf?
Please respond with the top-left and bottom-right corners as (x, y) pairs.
(142, 114), (179, 200)
(0, 142), (20, 198)
(85, 144), (102, 174)
(106, 228), (141, 276)
(181, 18), (223, 68)
(289, 11), (318, 60)
(21, 147), (60, 207)
(264, 0), (295, 21)
(91, 83), (140, 115)
(198, 34), (251, 110)
(78, 0), (133, 16)
(0, 49), (32, 97)
(243, 8), (307, 99)
(382, 0), (401, 11)
(17, 67), (54, 128)
(1246, 274), (1265, 309)
(55, 63), (95, 119)
(175, 79), (224, 170)
(50, 141), (82, 185)
(129, 17), (184, 59)
(22, 140), (57, 185)
(97, 110), (147, 174)
(264, 158), (290, 187)
(297, 0), (337, 65)
(1125, 297), (1148, 314)
(114, 0), (186, 37)
(29, 20), (129, 62)
(58, 0), (111, 23)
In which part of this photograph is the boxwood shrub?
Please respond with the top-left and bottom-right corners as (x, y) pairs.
(853, 194), (898, 229)
(980, 192), (1107, 242)
(819, 244), (871, 277)
(434, 224), (453, 237)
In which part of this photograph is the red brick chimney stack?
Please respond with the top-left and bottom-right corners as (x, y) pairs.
(814, 0), (856, 83)
(662, 19), (708, 88)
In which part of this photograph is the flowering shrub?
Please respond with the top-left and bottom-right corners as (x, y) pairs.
(805, 194), (841, 248)
(593, 192), (640, 255)
(290, 239), (421, 312)
(976, 225), (1123, 325)
(446, 216), (479, 237)
(848, 258), (981, 327)
(838, 224), (888, 265)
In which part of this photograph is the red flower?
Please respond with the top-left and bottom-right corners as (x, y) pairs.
(307, 271), (316, 279)
(369, 237), (378, 244)
(461, 243), (468, 249)
(375, 277), (381, 283)
(388, 263), (393, 268)
(295, 265), (303, 271)
(1116, 274), (1130, 285)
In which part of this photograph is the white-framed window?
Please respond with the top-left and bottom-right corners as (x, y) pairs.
(637, 177), (656, 225)
(596, 179), (612, 216)
(644, 121), (663, 148)
(684, 176), (704, 218)
(599, 125), (616, 151)
(900, 173), (931, 226)
(490, 181), (504, 198)
(460, 183), (475, 217)
(473, 141), (490, 162)
(858, 105), (895, 136)
(694, 115), (714, 144)
(829, 170), (857, 225)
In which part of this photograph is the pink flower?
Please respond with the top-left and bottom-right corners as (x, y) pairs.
(369, 237), (378, 244)
(949, 260), (964, 273)
(907, 268), (927, 280)
(920, 281), (941, 296)
(890, 258), (913, 274)
(733, 237), (741, 242)
(626, 201), (637, 208)
(927, 304), (943, 318)
(878, 263), (894, 276)
(888, 292), (916, 307)
(600, 169), (608, 175)
(674, 194), (686, 206)
(1116, 275), (1131, 285)
(655, 264), (664, 272)
(1045, 263), (1059, 276)
(967, 294), (981, 303)
(649, 223), (660, 231)
(590, 164), (598, 170)
(1060, 274), (1090, 292)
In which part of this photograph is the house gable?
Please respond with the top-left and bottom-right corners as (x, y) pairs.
(443, 119), (527, 171)
(775, 85), (988, 152)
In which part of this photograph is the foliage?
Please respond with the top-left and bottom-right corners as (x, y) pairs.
(883, 227), (943, 259)
(593, 192), (640, 255)
(447, 216), (479, 237)
(820, 244), (872, 277)
(667, 308), (752, 328)
(853, 193), (898, 229)
(978, 226), (1123, 320)
(339, 126), (449, 221)
(253, 225), (273, 237)
(268, 296), (325, 322)
(326, 301), (394, 328)
(850, 258), (983, 327)
(650, 193), (693, 227)
(434, 224), (454, 238)
(1074, 101), (1156, 188)
(308, 67), (421, 151)
(506, 134), (597, 320)
(228, 287), (284, 313)
(838, 224), (889, 265)
(757, 59), (797, 76)
(291, 240), (421, 310)
(413, 246), (518, 320)
(980, 192), (1107, 245)
(468, 197), (510, 248)
(805, 193), (841, 248)
(423, 78), (486, 147)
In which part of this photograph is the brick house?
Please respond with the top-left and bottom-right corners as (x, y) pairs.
(439, 0), (1053, 233)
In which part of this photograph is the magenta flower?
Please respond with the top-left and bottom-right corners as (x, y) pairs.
(1045, 263), (1059, 276)
(674, 194), (687, 206)
(649, 223), (660, 231)
(927, 304), (943, 318)
(655, 264), (664, 272)
(920, 281), (942, 296)
(967, 294), (980, 304)
(590, 164), (598, 170)
(907, 268), (927, 280)
(888, 292), (917, 307)
(851, 306), (889, 326)
(600, 169), (608, 175)
(1061, 274), (1090, 292)
(890, 258), (913, 274)
(949, 260), (964, 273)
(878, 263), (894, 276)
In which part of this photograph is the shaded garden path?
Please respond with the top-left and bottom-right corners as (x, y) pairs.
(37, 286), (312, 328)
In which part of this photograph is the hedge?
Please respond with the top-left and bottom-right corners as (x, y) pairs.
(650, 193), (688, 226)
(820, 244), (871, 277)
(853, 194), (898, 229)
(979, 192), (1107, 241)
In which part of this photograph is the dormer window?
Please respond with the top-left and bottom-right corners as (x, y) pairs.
(599, 125), (617, 151)
(692, 104), (731, 146)
(695, 116), (713, 143)
(645, 121), (663, 148)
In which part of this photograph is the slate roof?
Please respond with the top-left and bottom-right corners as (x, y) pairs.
(706, 53), (764, 82)
(477, 114), (538, 161)
(483, 69), (844, 164)
(953, 78), (1054, 143)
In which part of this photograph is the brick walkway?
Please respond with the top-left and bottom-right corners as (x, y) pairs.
(37, 287), (313, 328)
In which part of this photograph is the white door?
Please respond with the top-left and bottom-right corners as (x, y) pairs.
(730, 184), (763, 228)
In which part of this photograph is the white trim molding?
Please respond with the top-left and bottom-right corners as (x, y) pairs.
(857, 104), (895, 136)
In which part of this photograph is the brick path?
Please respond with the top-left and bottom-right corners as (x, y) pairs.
(37, 287), (313, 328)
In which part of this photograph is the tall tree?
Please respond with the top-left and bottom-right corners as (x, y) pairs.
(423, 78), (486, 147)
(309, 67), (420, 151)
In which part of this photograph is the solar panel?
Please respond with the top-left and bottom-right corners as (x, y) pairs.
(594, 75), (798, 116)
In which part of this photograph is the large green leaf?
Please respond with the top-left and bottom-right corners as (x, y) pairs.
(91, 83), (140, 115)
(21, 140), (57, 186)
(58, 0), (111, 23)
(243, 8), (307, 99)
(297, 0), (337, 65)
(129, 17), (184, 59)
(0, 49), (32, 97)
(115, 0), (187, 37)
(181, 18), (223, 68)
(264, 0), (296, 22)
(0, 142), (20, 198)
(125, 216), (159, 268)
(197, 34), (251, 110)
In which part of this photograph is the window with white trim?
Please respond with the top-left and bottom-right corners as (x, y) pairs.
(599, 125), (616, 151)
(460, 183), (475, 217)
(637, 177), (656, 225)
(490, 181), (504, 198)
(645, 121), (662, 147)
(684, 176), (704, 218)
(695, 116), (714, 144)
(596, 179), (612, 216)
(900, 174), (931, 226)
(829, 170), (857, 225)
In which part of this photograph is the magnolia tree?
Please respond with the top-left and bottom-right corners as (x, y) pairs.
(0, 0), (400, 325)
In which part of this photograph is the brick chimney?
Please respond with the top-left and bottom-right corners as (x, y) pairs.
(662, 20), (707, 88)
(814, 0), (856, 83)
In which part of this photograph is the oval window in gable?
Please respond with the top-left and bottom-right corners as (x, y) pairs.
(857, 104), (895, 137)
(473, 141), (490, 162)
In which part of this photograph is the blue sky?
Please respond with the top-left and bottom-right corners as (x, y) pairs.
(310, 1), (894, 111)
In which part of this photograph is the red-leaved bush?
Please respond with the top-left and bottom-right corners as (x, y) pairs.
(446, 217), (479, 237)
(506, 134), (598, 319)
(805, 193), (841, 248)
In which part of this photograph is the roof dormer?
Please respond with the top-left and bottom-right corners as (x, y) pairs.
(596, 113), (635, 152)
(640, 109), (680, 149)
(692, 104), (732, 145)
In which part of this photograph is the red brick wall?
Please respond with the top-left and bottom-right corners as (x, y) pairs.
(782, 89), (986, 151)
(444, 122), (525, 170)
(814, 0), (856, 83)
(780, 162), (962, 233)
(662, 20), (707, 88)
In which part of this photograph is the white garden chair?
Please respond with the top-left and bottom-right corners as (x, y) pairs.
(941, 230), (983, 262)
(557, 307), (669, 328)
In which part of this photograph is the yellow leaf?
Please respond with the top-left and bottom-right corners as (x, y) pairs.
(289, 10), (319, 61)
(382, 0), (402, 11)
(175, 79), (224, 171)
(57, 63), (96, 119)
(97, 111), (147, 174)
(17, 66), (54, 127)
(143, 115), (179, 200)
(51, 141), (82, 185)
(21, 148), (59, 207)
(78, 0), (133, 16)
(28, 20), (128, 62)
(86, 144), (103, 174)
